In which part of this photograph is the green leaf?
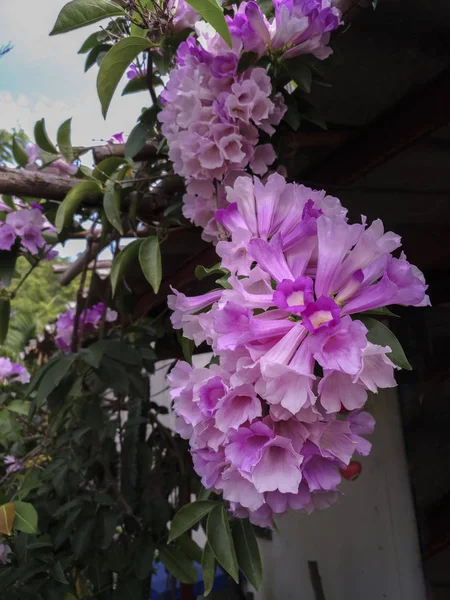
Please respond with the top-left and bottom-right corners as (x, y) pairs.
(195, 263), (227, 281)
(181, 337), (195, 365)
(284, 59), (312, 94)
(0, 249), (18, 288)
(55, 181), (102, 232)
(184, 0), (231, 47)
(6, 400), (30, 417)
(103, 185), (124, 234)
(122, 77), (149, 96)
(158, 545), (198, 584)
(0, 503), (15, 535)
(139, 236), (162, 294)
(97, 37), (153, 118)
(25, 355), (60, 398)
(232, 519), (263, 591)
(110, 239), (143, 295)
(100, 340), (142, 365)
(85, 44), (112, 72)
(237, 51), (258, 74)
(34, 119), (58, 154)
(72, 516), (95, 558)
(134, 537), (156, 580)
(201, 542), (216, 597)
(282, 92), (300, 131)
(124, 105), (158, 159)
(52, 562), (69, 584)
(50, 0), (125, 35)
(93, 157), (124, 181)
(35, 355), (77, 408)
(197, 485), (212, 501)
(0, 298), (10, 345)
(79, 343), (103, 369)
(176, 534), (203, 563)
(13, 501), (38, 534)
(78, 30), (107, 53)
(168, 501), (217, 542)
(12, 136), (29, 167)
(358, 316), (412, 370)
(206, 504), (239, 583)
(360, 306), (399, 318)
(57, 118), (74, 162)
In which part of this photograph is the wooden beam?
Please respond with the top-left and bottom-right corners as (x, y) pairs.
(0, 166), (87, 202)
(305, 68), (450, 187)
(92, 142), (158, 164)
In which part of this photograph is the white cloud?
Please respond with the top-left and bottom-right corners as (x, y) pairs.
(0, 0), (152, 148)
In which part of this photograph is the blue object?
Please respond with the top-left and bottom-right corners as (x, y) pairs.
(150, 562), (229, 599)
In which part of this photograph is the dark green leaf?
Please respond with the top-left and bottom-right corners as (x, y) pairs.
(232, 519), (263, 591)
(134, 538), (156, 580)
(358, 316), (412, 370)
(101, 509), (118, 549)
(55, 181), (102, 232)
(125, 123), (150, 159)
(13, 501), (38, 534)
(168, 501), (217, 542)
(35, 355), (77, 408)
(93, 157), (124, 181)
(237, 51), (258, 74)
(34, 118), (58, 154)
(72, 516), (95, 558)
(195, 264), (227, 281)
(0, 249), (18, 287)
(78, 30), (107, 53)
(51, 562), (68, 584)
(6, 400), (30, 417)
(110, 239), (143, 295)
(206, 504), (239, 583)
(360, 306), (399, 318)
(139, 236), (162, 293)
(103, 185), (124, 234)
(79, 343), (104, 368)
(184, 0), (231, 47)
(282, 92), (300, 131)
(283, 59), (312, 94)
(12, 136), (29, 167)
(85, 44), (112, 72)
(197, 485), (212, 501)
(158, 546), (198, 584)
(181, 336), (195, 365)
(177, 534), (203, 563)
(57, 118), (74, 162)
(50, 0), (125, 35)
(25, 355), (60, 398)
(0, 298), (10, 345)
(201, 542), (216, 597)
(122, 77), (149, 96)
(97, 37), (153, 118)
(101, 340), (142, 365)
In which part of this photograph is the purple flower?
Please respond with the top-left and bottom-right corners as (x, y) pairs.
(108, 132), (125, 144)
(4, 455), (24, 474)
(0, 223), (16, 251)
(0, 358), (30, 384)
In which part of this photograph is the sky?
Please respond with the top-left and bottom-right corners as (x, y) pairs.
(0, 0), (151, 259)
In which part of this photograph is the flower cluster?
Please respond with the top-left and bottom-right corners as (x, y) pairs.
(168, 173), (429, 526)
(0, 202), (56, 257)
(229, 0), (342, 61)
(0, 358), (30, 385)
(158, 23), (286, 240)
(55, 302), (118, 352)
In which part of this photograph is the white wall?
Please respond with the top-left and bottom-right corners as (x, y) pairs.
(255, 388), (426, 600)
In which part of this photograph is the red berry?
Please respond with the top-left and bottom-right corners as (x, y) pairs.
(340, 461), (362, 481)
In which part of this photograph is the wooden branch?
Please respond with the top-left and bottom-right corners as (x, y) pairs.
(0, 166), (89, 202)
(59, 241), (102, 286)
(92, 142), (158, 164)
